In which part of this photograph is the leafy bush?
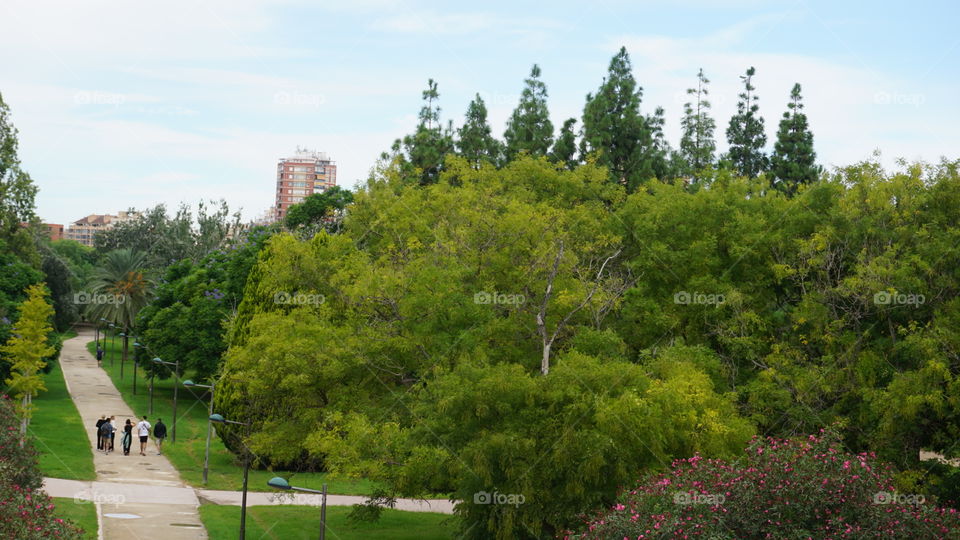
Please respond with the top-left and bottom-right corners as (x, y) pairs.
(573, 430), (960, 539)
(0, 395), (83, 538)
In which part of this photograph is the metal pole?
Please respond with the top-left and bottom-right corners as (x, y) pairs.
(120, 333), (127, 379)
(111, 330), (115, 366)
(172, 361), (178, 443)
(203, 383), (213, 484)
(240, 452), (250, 540)
(133, 358), (137, 395)
(320, 484), (327, 540)
(149, 372), (154, 415)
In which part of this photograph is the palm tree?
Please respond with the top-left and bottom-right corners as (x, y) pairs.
(87, 249), (153, 329)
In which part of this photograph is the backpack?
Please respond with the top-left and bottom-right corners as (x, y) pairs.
(99, 422), (111, 436)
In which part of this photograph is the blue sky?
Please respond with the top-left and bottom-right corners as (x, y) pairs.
(2, 0), (957, 226)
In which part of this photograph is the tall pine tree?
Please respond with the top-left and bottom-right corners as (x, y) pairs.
(581, 47), (661, 191)
(392, 79), (454, 185)
(771, 83), (818, 196)
(456, 94), (503, 169)
(504, 64), (554, 160)
(551, 118), (578, 169)
(679, 68), (717, 180)
(726, 66), (768, 178)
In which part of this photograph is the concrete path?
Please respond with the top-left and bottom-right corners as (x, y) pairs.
(55, 327), (206, 539)
(44, 477), (455, 514)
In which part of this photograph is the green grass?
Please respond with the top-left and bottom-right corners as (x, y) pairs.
(199, 505), (456, 540)
(28, 331), (96, 481)
(52, 497), (98, 540)
(86, 335), (378, 494)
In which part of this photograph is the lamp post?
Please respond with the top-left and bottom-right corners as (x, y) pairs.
(132, 341), (144, 396)
(152, 357), (180, 442)
(210, 414), (251, 540)
(134, 342), (153, 412)
(98, 318), (106, 352)
(267, 477), (328, 540)
(108, 323), (116, 367)
(118, 331), (126, 379)
(184, 379), (215, 485)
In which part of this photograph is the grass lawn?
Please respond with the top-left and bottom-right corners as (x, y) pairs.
(52, 496), (98, 540)
(87, 335), (378, 495)
(199, 505), (457, 540)
(27, 329), (96, 481)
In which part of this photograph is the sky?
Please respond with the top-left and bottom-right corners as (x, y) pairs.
(1, 0), (957, 226)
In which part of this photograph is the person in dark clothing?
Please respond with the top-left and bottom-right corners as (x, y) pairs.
(153, 419), (167, 455)
(108, 415), (117, 452)
(99, 418), (114, 454)
(96, 346), (104, 365)
(122, 419), (133, 455)
(95, 415), (106, 450)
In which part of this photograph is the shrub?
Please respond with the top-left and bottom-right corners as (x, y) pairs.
(573, 430), (960, 539)
(0, 395), (83, 539)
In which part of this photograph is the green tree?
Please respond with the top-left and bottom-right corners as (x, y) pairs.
(551, 118), (578, 168)
(504, 64), (554, 160)
(284, 186), (354, 232)
(2, 283), (54, 442)
(87, 249), (152, 335)
(581, 47), (661, 190)
(771, 83), (819, 196)
(456, 94), (503, 168)
(391, 79), (455, 185)
(679, 68), (717, 180)
(726, 66), (768, 178)
(0, 92), (39, 263)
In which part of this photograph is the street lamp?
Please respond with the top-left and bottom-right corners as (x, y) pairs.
(210, 414), (252, 540)
(267, 477), (328, 540)
(108, 323), (116, 367)
(184, 379), (215, 485)
(118, 332), (126, 379)
(152, 357), (180, 443)
(98, 318), (107, 352)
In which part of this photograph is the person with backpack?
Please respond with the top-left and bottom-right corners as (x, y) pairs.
(94, 415), (106, 451)
(153, 418), (167, 455)
(99, 417), (115, 454)
(96, 346), (104, 366)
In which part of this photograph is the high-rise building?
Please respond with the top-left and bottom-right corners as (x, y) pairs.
(274, 147), (337, 222)
(65, 211), (141, 247)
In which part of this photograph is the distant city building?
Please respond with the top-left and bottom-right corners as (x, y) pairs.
(65, 211), (141, 247)
(45, 223), (64, 241)
(275, 147), (337, 222)
(251, 207), (276, 227)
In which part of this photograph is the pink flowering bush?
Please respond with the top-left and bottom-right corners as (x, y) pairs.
(572, 430), (960, 539)
(0, 395), (83, 539)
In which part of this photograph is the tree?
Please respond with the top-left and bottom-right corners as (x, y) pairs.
(504, 64), (554, 160)
(771, 83), (819, 196)
(726, 66), (768, 178)
(86, 249), (152, 339)
(581, 47), (662, 190)
(456, 94), (503, 168)
(551, 118), (578, 168)
(392, 79), (455, 185)
(1, 283), (54, 443)
(679, 68), (717, 181)
(284, 186), (354, 232)
(0, 92), (39, 263)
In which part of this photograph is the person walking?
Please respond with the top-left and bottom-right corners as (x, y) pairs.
(94, 415), (106, 451)
(95, 345), (104, 366)
(153, 418), (167, 455)
(122, 419), (133, 456)
(99, 417), (114, 454)
(135, 416), (151, 456)
(108, 415), (117, 452)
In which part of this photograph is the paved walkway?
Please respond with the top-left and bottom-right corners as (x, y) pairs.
(55, 327), (206, 539)
(43, 477), (455, 514)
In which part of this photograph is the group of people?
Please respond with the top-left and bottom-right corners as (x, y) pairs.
(95, 415), (167, 456)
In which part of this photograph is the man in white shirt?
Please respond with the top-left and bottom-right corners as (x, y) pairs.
(134, 416), (151, 456)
